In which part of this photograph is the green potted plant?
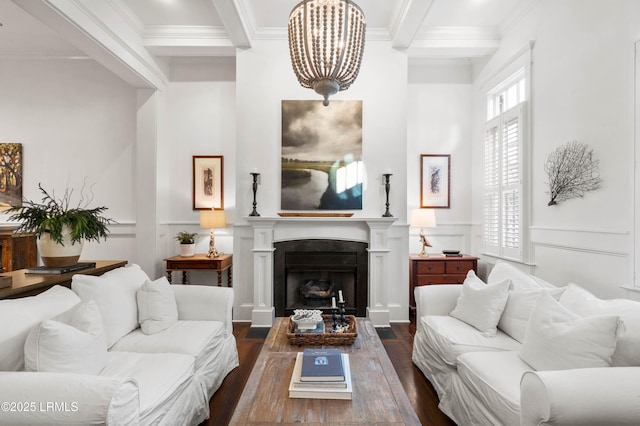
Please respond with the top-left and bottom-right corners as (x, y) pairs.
(6, 183), (116, 267)
(176, 231), (198, 257)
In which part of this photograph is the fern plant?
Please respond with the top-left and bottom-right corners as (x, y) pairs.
(175, 231), (198, 244)
(6, 183), (116, 245)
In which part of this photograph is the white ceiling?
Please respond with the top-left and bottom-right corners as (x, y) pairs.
(0, 0), (535, 71)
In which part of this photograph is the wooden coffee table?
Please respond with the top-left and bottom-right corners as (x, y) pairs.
(229, 317), (420, 425)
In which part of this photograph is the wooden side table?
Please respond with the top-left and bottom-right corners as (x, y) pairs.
(409, 254), (478, 312)
(164, 253), (232, 286)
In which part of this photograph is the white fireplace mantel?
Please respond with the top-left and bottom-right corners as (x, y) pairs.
(246, 216), (398, 327)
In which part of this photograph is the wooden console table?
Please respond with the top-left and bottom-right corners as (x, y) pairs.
(0, 260), (128, 299)
(164, 253), (232, 286)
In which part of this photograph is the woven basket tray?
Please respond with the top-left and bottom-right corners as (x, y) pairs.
(286, 314), (358, 346)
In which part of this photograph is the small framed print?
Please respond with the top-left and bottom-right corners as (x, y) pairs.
(420, 154), (450, 208)
(193, 155), (224, 210)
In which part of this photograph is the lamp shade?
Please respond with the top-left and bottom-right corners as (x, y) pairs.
(200, 210), (226, 229)
(410, 209), (436, 228)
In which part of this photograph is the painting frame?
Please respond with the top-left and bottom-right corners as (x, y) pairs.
(0, 143), (23, 207)
(192, 155), (224, 210)
(420, 154), (450, 208)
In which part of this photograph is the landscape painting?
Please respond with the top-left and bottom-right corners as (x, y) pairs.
(281, 100), (363, 211)
(0, 143), (22, 208)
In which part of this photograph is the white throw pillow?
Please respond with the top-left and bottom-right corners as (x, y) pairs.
(519, 292), (620, 371)
(0, 285), (80, 372)
(449, 271), (512, 337)
(137, 277), (179, 335)
(24, 300), (107, 374)
(487, 261), (552, 289)
(560, 283), (640, 366)
(72, 264), (150, 347)
(498, 287), (566, 343)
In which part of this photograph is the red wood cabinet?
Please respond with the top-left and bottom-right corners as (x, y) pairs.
(409, 254), (478, 312)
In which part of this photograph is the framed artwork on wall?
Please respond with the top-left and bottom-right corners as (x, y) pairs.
(193, 155), (223, 210)
(420, 154), (450, 208)
(281, 100), (363, 211)
(0, 143), (22, 207)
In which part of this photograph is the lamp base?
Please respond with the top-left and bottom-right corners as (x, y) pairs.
(419, 228), (432, 257)
(208, 229), (221, 258)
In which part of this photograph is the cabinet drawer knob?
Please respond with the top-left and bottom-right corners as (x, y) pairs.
(428, 265), (433, 271)
(457, 266), (463, 271)
(428, 281), (434, 285)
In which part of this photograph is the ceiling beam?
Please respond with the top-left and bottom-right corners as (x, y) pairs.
(11, 0), (167, 89)
(391, 0), (434, 49)
(407, 27), (500, 58)
(211, 0), (251, 49)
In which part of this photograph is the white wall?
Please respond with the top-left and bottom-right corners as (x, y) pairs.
(162, 58), (236, 284)
(234, 40), (409, 220)
(407, 60), (474, 255)
(470, 0), (640, 299)
(233, 39), (413, 322)
(0, 58), (139, 264)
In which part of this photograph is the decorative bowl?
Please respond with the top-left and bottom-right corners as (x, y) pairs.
(291, 309), (323, 330)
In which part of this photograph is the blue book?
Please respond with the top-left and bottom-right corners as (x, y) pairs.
(300, 348), (345, 382)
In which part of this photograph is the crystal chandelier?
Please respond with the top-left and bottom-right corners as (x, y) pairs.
(288, 0), (366, 106)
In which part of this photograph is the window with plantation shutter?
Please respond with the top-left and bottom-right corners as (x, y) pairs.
(483, 78), (526, 261)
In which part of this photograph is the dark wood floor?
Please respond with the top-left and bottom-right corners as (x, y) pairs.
(203, 318), (456, 426)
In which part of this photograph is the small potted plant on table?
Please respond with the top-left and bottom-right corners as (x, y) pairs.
(176, 231), (198, 257)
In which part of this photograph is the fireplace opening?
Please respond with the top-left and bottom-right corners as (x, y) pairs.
(274, 239), (368, 317)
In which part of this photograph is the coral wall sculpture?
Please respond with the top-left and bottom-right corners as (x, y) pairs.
(545, 141), (602, 206)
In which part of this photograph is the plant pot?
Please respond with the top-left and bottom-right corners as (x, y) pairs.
(180, 243), (195, 257)
(38, 227), (84, 267)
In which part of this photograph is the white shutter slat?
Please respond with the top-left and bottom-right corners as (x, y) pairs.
(483, 102), (525, 261)
(483, 117), (501, 255)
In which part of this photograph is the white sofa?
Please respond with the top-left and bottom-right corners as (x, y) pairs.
(412, 261), (640, 426)
(0, 264), (239, 426)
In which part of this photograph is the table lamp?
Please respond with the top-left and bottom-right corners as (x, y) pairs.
(410, 209), (436, 257)
(199, 209), (226, 258)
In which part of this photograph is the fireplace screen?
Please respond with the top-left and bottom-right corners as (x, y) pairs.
(274, 239), (368, 317)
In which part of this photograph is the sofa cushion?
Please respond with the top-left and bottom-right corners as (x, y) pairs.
(520, 292), (620, 371)
(0, 285), (80, 371)
(137, 277), (178, 335)
(72, 264), (150, 348)
(450, 271), (512, 337)
(456, 351), (532, 426)
(422, 315), (521, 366)
(559, 283), (640, 366)
(24, 300), (107, 374)
(488, 261), (552, 289)
(497, 287), (566, 343)
(101, 351), (194, 420)
(110, 320), (225, 373)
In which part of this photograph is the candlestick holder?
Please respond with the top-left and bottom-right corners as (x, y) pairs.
(338, 301), (347, 327)
(331, 307), (339, 332)
(249, 172), (260, 217)
(382, 173), (393, 217)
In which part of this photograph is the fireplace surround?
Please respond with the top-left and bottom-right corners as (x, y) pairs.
(246, 216), (397, 327)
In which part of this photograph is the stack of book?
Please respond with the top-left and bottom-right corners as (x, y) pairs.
(288, 348), (352, 400)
